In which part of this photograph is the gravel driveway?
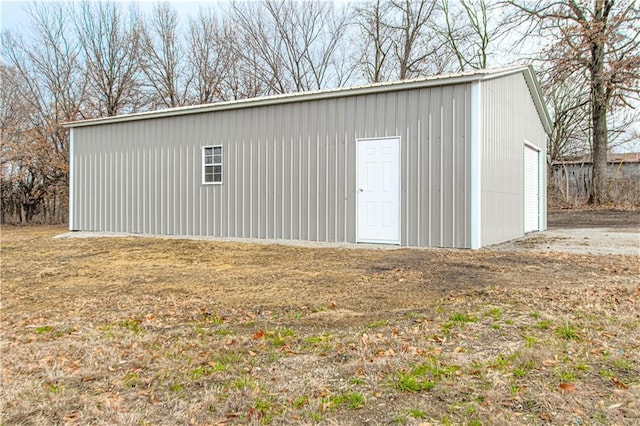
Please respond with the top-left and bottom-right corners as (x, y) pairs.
(492, 209), (639, 256)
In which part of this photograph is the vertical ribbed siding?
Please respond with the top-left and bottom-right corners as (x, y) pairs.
(480, 74), (547, 246)
(72, 84), (473, 248)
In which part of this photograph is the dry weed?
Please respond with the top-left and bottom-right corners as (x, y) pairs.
(1, 225), (638, 425)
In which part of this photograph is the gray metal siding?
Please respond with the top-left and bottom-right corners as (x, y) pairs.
(480, 74), (547, 246)
(71, 84), (473, 248)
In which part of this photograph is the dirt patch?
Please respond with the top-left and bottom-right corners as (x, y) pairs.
(548, 208), (640, 229)
(495, 209), (639, 256)
(1, 215), (639, 425)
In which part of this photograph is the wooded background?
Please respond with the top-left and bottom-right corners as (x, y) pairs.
(2, 0), (639, 224)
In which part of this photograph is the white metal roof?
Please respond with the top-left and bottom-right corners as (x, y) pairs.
(63, 64), (552, 134)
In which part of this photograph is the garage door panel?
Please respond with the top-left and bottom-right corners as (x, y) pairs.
(524, 145), (539, 233)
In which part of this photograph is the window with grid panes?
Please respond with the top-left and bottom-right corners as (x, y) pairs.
(203, 146), (222, 184)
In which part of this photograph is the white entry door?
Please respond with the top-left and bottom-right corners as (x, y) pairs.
(356, 137), (400, 244)
(524, 145), (540, 233)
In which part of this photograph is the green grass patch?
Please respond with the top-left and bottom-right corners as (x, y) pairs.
(408, 409), (427, 419)
(365, 319), (388, 329)
(486, 307), (503, 321)
(323, 392), (365, 410)
(449, 313), (477, 323)
(308, 411), (322, 422)
(198, 311), (224, 325)
(397, 374), (434, 392)
(123, 372), (140, 387)
(442, 313), (477, 333)
(188, 364), (222, 380)
(169, 383), (184, 393)
(231, 375), (257, 391)
(554, 322), (580, 340)
(523, 335), (538, 348)
(213, 328), (235, 336)
(34, 325), (54, 334)
(612, 358), (632, 371)
(265, 327), (295, 348)
(303, 333), (332, 345)
(493, 352), (519, 371)
(513, 360), (535, 378)
(350, 377), (366, 385)
(535, 319), (553, 330)
(292, 396), (308, 408)
(45, 383), (63, 394)
(396, 357), (460, 393)
(118, 318), (144, 334)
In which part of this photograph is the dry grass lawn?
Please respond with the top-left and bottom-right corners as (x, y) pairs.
(1, 224), (639, 425)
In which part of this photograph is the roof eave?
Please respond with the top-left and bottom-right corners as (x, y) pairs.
(63, 65), (552, 134)
(62, 71), (495, 128)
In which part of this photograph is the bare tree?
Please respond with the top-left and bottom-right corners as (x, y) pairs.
(542, 69), (590, 163)
(230, 0), (351, 94)
(187, 7), (238, 103)
(508, 0), (640, 204)
(440, 0), (510, 71)
(140, 2), (190, 108)
(354, 0), (441, 82)
(75, 0), (144, 116)
(390, 0), (439, 79)
(1, 2), (84, 223)
(353, 0), (394, 82)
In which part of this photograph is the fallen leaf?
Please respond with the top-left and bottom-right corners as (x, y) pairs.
(247, 407), (264, 422)
(611, 377), (628, 389)
(63, 412), (80, 421)
(539, 412), (554, 421)
(559, 382), (576, 393)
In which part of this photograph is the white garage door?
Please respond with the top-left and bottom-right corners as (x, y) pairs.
(356, 137), (400, 244)
(524, 145), (540, 233)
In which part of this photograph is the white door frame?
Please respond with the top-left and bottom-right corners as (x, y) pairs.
(524, 141), (541, 233)
(356, 136), (401, 244)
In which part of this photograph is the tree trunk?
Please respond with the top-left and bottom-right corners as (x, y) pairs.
(562, 162), (569, 203)
(588, 0), (611, 205)
(589, 91), (608, 204)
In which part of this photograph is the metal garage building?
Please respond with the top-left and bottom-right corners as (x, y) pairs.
(64, 64), (551, 249)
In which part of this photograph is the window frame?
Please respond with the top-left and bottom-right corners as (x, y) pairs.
(202, 145), (223, 185)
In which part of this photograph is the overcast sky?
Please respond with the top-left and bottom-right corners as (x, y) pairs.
(1, 0), (213, 35)
(1, 0), (637, 151)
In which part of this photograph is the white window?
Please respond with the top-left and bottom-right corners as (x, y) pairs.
(203, 146), (222, 184)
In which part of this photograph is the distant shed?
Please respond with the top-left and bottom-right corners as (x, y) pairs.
(64, 65), (551, 249)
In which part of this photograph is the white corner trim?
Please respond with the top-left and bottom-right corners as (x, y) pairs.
(524, 139), (541, 151)
(68, 128), (75, 230)
(470, 81), (482, 249)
